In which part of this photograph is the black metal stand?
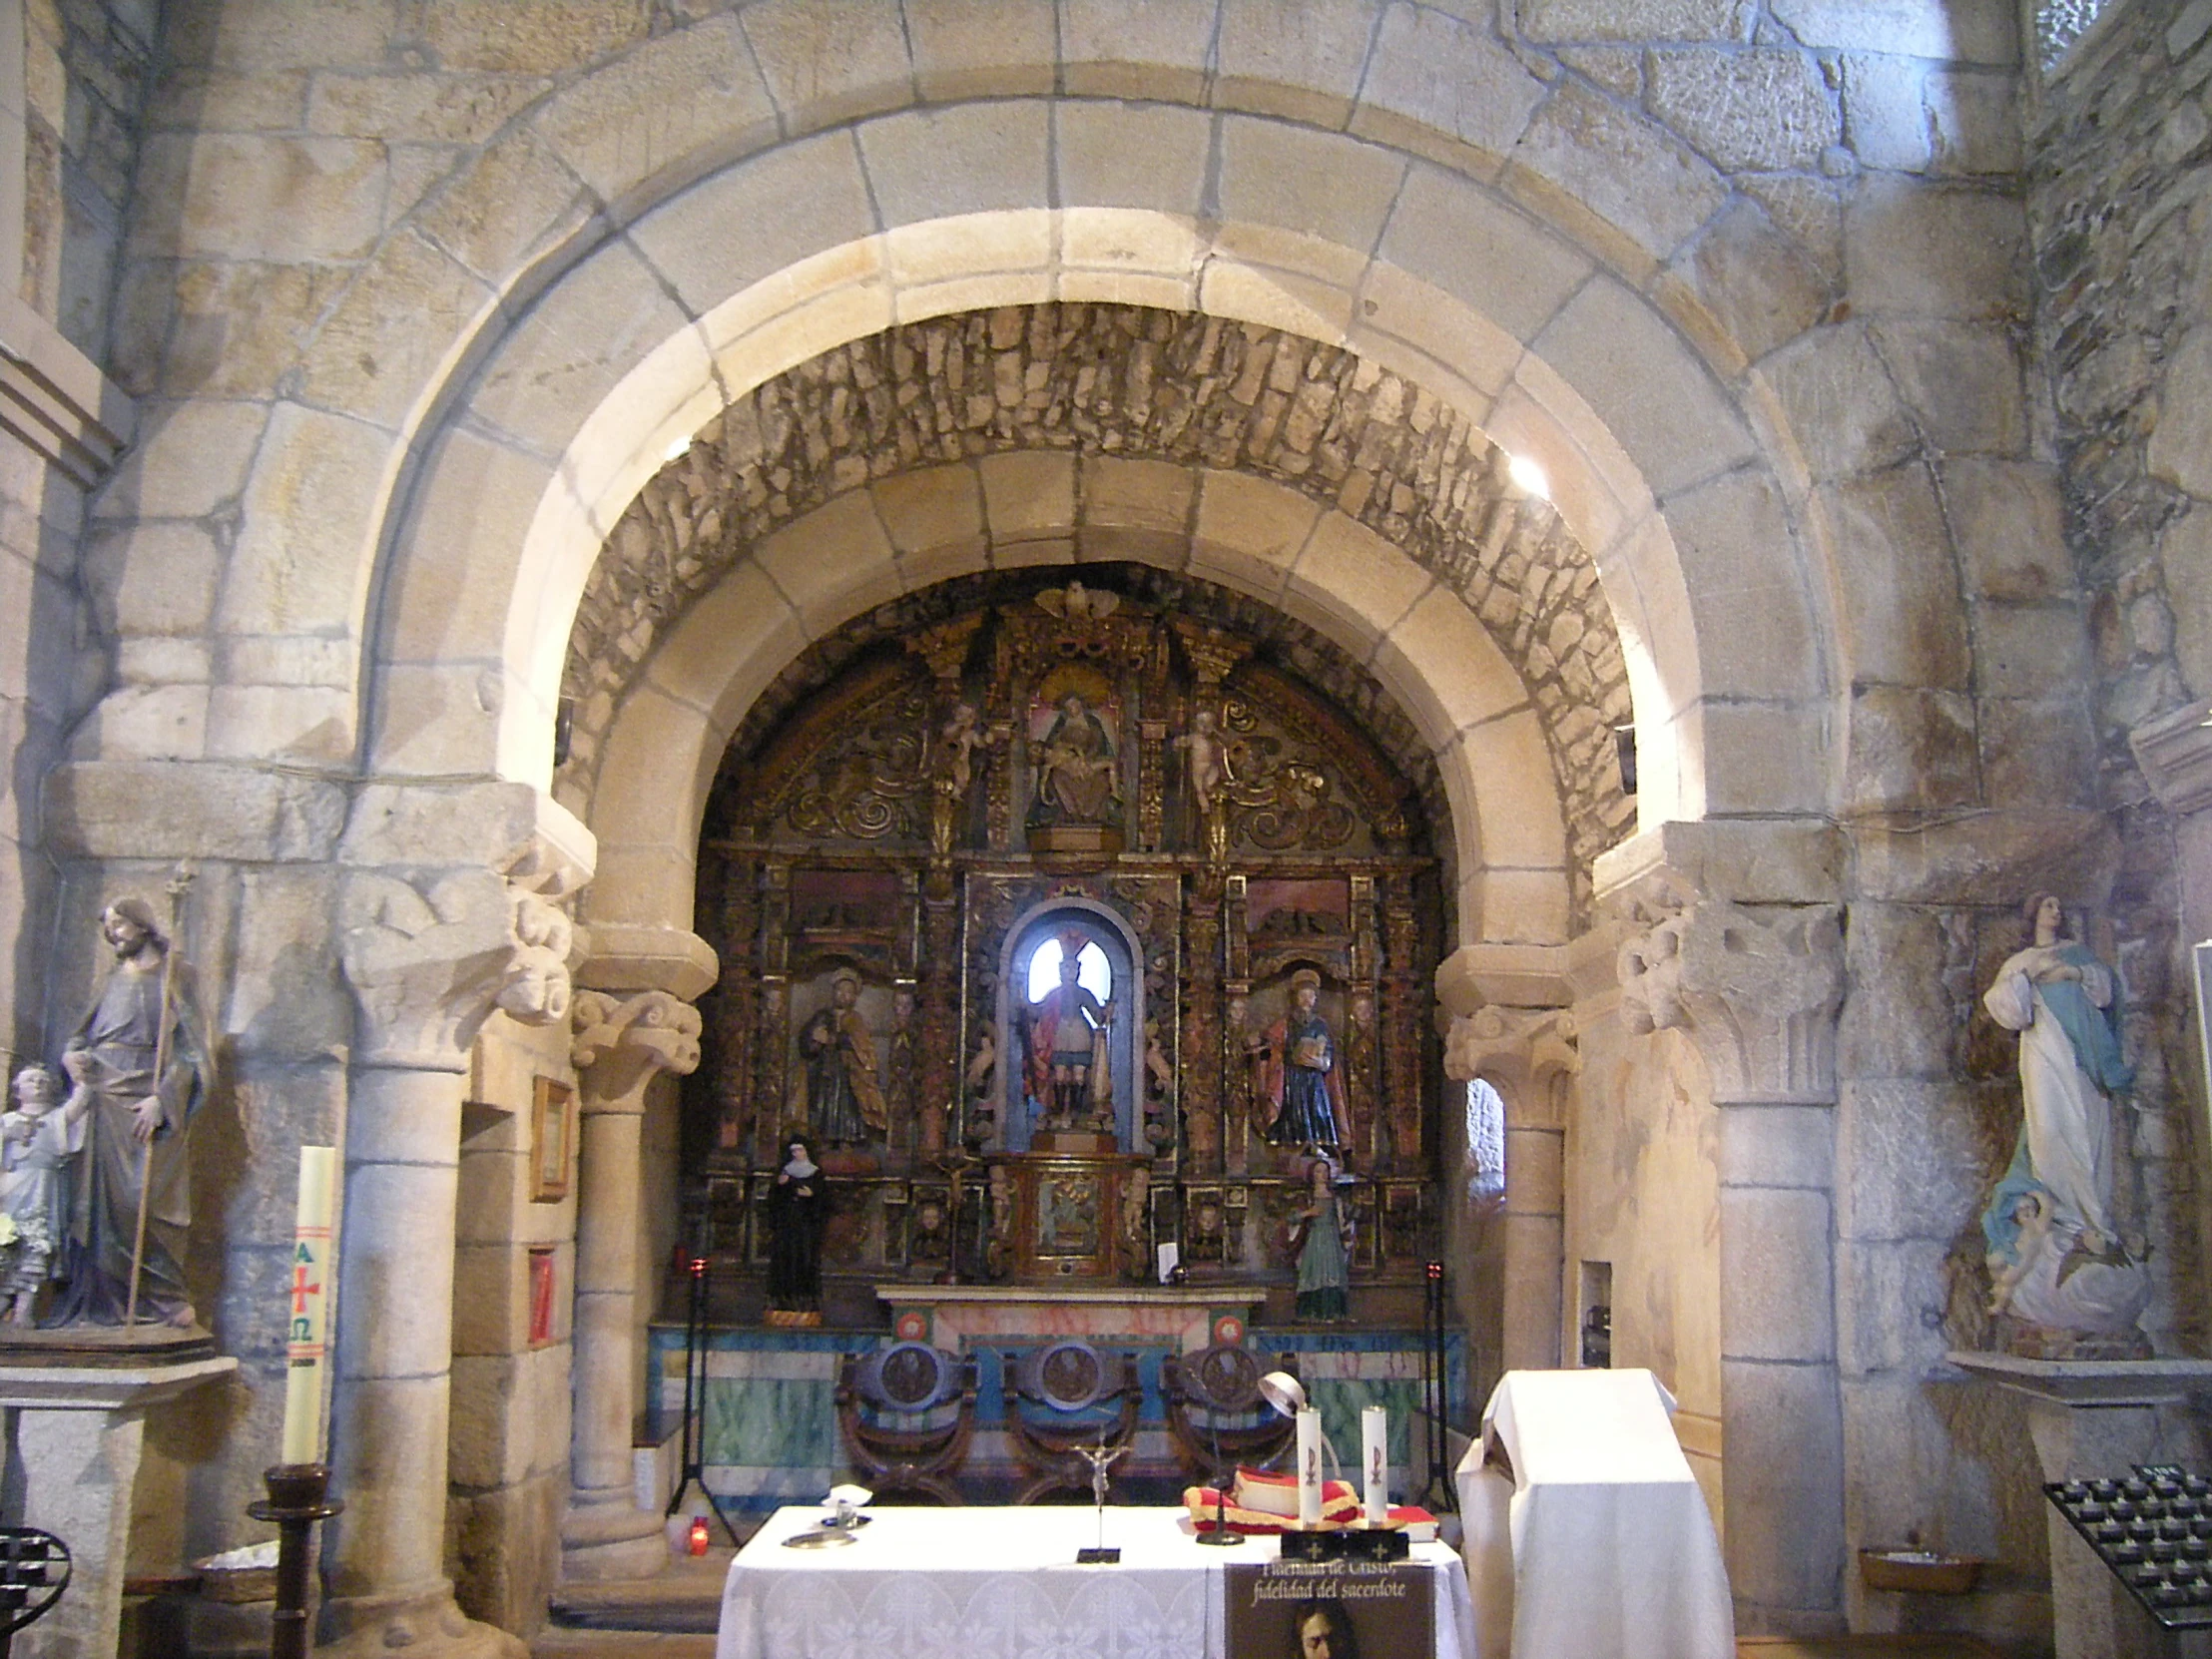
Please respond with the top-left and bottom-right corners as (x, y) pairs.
(246, 1464), (340, 1659)
(1422, 1260), (1455, 1511)
(663, 1249), (741, 1545)
(1194, 1415), (1244, 1547)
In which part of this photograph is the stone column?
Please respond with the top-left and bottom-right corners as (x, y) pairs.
(562, 982), (703, 1582)
(1443, 1001), (1580, 1374)
(1607, 830), (1847, 1634)
(324, 812), (586, 1659)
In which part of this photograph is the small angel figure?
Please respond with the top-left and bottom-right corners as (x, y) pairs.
(1173, 708), (1227, 816)
(0, 1065), (90, 1327)
(1142, 1018), (1173, 1102)
(939, 701), (984, 793)
(1037, 579), (1120, 622)
(965, 1021), (998, 1098)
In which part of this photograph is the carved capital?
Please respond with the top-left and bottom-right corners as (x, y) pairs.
(342, 857), (580, 1071)
(571, 989), (704, 1114)
(1444, 1005), (1580, 1128)
(1615, 895), (1842, 1104)
(2130, 697), (2212, 819)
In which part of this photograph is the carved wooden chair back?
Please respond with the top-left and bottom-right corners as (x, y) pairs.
(1005, 1339), (1142, 1505)
(1161, 1344), (1298, 1483)
(835, 1342), (978, 1505)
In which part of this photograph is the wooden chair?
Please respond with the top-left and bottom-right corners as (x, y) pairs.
(1005, 1340), (1141, 1505)
(1161, 1343), (1297, 1485)
(835, 1342), (978, 1505)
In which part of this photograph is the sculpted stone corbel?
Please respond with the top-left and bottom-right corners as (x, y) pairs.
(341, 856), (581, 1069)
(571, 989), (704, 1110)
(1615, 891), (1843, 1104)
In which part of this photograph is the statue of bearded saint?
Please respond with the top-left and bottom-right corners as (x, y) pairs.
(49, 898), (212, 1329)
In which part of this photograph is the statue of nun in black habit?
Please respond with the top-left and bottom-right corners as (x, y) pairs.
(767, 1137), (826, 1318)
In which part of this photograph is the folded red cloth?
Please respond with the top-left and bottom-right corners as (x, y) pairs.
(1184, 1480), (1361, 1533)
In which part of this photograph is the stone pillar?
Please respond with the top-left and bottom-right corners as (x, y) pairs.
(1, 1358), (236, 1659)
(1951, 1355), (2212, 1659)
(1607, 831), (1847, 1634)
(324, 814), (586, 1659)
(1443, 1002), (1580, 1374)
(563, 982), (703, 1582)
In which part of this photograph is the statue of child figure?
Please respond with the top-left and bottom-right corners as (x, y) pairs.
(0, 1064), (88, 1326)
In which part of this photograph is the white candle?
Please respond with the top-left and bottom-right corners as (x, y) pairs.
(279, 1146), (337, 1466)
(1297, 1407), (1323, 1527)
(1363, 1404), (1389, 1525)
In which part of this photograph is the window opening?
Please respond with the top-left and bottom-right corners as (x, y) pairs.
(1464, 1078), (1505, 1201)
(1026, 935), (1112, 1004)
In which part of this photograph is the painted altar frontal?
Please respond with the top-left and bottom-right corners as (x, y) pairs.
(645, 1314), (1469, 1513)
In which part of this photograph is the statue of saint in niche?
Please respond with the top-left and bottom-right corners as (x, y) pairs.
(1024, 932), (1114, 1132)
(1027, 680), (1121, 830)
(799, 969), (886, 1147)
(49, 897), (211, 1329)
(1978, 894), (2148, 1349)
(1252, 968), (1348, 1151)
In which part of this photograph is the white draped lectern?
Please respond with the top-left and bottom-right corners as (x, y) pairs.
(1457, 1368), (1733, 1659)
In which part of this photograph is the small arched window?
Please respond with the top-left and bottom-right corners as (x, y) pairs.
(1026, 935), (1112, 1004)
(1465, 1078), (1505, 1200)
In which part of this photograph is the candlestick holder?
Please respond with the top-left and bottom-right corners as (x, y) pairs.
(247, 1463), (341, 1659)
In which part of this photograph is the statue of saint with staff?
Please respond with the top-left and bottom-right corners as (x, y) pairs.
(46, 875), (209, 1330)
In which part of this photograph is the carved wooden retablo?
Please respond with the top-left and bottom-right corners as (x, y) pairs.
(691, 568), (1446, 1308)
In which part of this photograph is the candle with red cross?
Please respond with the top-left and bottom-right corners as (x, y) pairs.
(280, 1146), (336, 1465)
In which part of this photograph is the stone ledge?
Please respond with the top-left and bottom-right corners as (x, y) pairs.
(575, 924), (719, 1000)
(1594, 817), (1845, 907)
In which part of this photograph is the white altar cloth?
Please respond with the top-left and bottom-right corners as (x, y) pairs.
(1457, 1370), (1732, 1659)
(718, 1504), (1479, 1659)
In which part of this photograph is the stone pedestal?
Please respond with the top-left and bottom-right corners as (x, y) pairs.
(1950, 1352), (2212, 1659)
(0, 1355), (237, 1659)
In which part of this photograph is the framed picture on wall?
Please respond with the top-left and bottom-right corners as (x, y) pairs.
(531, 1076), (574, 1203)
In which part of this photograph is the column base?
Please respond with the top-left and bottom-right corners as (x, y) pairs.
(317, 1586), (525, 1659)
(561, 1498), (671, 1582)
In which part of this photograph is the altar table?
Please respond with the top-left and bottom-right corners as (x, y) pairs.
(718, 1504), (1479, 1659)
(1458, 1370), (1732, 1659)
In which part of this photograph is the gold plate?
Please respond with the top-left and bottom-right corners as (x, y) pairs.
(782, 1526), (860, 1549)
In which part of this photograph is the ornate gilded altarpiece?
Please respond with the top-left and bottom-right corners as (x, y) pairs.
(688, 572), (1444, 1307)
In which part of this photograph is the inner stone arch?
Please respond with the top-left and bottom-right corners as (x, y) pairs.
(558, 302), (1633, 914)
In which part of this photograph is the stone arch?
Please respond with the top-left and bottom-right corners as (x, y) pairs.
(581, 466), (1570, 949)
(291, 87), (1838, 848)
(79, 39), (1866, 894)
(379, 148), (1828, 807)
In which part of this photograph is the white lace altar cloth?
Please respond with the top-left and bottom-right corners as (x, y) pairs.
(717, 1504), (1478, 1659)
